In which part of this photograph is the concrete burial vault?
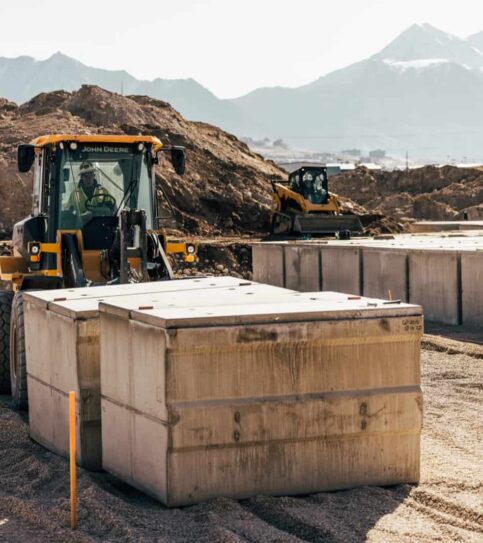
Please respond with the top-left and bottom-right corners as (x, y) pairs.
(23, 277), (422, 506)
(252, 232), (483, 325)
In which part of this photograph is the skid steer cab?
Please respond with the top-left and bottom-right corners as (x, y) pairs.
(270, 166), (363, 238)
(0, 134), (196, 409)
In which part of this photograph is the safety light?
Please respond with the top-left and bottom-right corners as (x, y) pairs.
(186, 244), (196, 254)
(29, 242), (41, 265)
(70, 142), (78, 150)
(137, 143), (145, 151)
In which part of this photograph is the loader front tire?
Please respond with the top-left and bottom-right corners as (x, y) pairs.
(0, 290), (14, 393)
(10, 292), (28, 410)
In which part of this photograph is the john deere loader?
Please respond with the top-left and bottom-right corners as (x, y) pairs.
(271, 166), (363, 237)
(0, 134), (196, 408)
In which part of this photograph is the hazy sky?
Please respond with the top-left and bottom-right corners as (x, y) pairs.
(1, 0), (483, 98)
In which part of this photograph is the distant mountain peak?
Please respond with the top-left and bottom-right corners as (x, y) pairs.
(373, 23), (483, 69)
(47, 51), (72, 61)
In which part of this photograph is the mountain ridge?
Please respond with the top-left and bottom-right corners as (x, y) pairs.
(2, 23), (483, 160)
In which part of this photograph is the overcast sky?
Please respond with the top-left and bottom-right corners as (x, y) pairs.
(1, 0), (483, 98)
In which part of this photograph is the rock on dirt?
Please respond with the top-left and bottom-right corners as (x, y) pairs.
(0, 345), (481, 542)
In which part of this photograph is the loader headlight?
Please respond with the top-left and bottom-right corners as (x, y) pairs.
(29, 242), (41, 264)
(186, 244), (196, 254)
(69, 142), (78, 150)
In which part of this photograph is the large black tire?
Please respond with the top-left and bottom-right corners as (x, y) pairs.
(0, 290), (14, 393)
(10, 292), (28, 410)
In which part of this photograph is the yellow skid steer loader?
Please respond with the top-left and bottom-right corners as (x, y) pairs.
(271, 166), (363, 237)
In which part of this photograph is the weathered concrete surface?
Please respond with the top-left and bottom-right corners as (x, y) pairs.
(23, 278), (290, 470)
(252, 244), (285, 287)
(461, 251), (483, 325)
(321, 246), (361, 295)
(410, 221), (483, 233)
(100, 293), (422, 506)
(284, 245), (320, 291)
(251, 233), (483, 324)
(409, 251), (460, 325)
(24, 302), (101, 470)
(362, 248), (408, 302)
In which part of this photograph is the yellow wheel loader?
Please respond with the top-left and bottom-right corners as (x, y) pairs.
(271, 166), (363, 237)
(0, 134), (196, 409)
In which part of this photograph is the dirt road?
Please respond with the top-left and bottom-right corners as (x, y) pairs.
(0, 344), (481, 542)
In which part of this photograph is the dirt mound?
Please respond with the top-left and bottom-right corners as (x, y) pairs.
(0, 85), (285, 237)
(331, 165), (483, 223)
(0, 85), (396, 238)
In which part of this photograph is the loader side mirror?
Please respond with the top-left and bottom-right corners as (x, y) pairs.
(18, 144), (36, 173)
(171, 147), (186, 176)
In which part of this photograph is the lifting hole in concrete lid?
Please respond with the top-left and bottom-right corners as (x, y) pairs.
(81, 294), (88, 297)
(168, 304), (175, 307)
(245, 292), (254, 295)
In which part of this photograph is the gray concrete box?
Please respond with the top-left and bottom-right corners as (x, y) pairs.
(252, 244), (285, 287)
(99, 294), (423, 506)
(23, 277), (282, 470)
(362, 248), (409, 302)
(321, 246), (361, 295)
(408, 250), (460, 325)
(461, 251), (483, 325)
(284, 245), (321, 291)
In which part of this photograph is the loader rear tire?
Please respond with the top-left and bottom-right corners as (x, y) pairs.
(10, 292), (28, 410)
(0, 290), (14, 393)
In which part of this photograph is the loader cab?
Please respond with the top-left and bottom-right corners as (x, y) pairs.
(288, 167), (329, 205)
(30, 140), (156, 244)
(10, 135), (188, 288)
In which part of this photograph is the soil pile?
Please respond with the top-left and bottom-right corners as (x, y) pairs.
(0, 86), (285, 238)
(0, 86), (399, 239)
(0, 345), (481, 542)
(330, 165), (483, 223)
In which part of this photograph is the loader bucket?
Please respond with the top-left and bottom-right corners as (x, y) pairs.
(293, 214), (363, 235)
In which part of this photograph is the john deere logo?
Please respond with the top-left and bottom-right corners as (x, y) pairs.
(81, 146), (130, 153)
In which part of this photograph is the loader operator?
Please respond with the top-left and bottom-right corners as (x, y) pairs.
(66, 161), (116, 223)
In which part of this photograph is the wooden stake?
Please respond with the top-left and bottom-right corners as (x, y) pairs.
(388, 289), (393, 301)
(69, 391), (77, 529)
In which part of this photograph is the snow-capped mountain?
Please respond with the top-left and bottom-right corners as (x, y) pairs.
(232, 23), (483, 160)
(373, 23), (483, 68)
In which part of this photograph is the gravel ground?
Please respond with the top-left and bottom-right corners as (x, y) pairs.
(0, 344), (481, 542)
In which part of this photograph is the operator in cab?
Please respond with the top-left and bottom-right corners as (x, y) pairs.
(66, 161), (116, 222)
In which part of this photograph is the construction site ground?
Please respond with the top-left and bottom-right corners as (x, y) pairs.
(0, 329), (481, 543)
